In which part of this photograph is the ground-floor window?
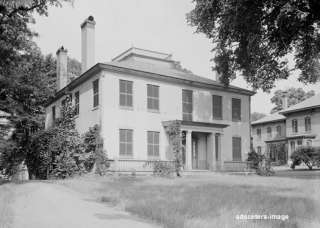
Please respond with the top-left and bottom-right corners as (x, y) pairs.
(290, 141), (296, 153)
(147, 131), (160, 158)
(257, 146), (261, 154)
(119, 129), (133, 157)
(232, 137), (242, 161)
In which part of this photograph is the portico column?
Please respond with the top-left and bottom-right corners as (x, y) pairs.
(185, 130), (192, 170)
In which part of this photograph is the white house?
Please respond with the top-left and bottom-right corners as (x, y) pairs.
(45, 16), (255, 172)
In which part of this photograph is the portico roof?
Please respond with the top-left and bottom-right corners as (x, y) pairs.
(162, 120), (229, 129)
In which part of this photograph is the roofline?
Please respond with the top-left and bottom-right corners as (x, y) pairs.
(45, 62), (255, 107)
(279, 105), (320, 115)
(112, 47), (172, 62)
(251, 118), (286, 126)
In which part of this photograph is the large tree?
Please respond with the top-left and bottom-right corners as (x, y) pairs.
(187, 0), (320, 91)
(270, 87), (315, 113)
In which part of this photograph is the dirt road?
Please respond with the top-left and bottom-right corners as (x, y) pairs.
(11, 182), (158, 228)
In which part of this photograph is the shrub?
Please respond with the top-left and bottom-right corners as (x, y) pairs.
(144, 160), (175, 177)
(247, 150), (274, 176)
(290, 146), (320, 170)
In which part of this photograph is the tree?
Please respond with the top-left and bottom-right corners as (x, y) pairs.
(270, 87), (315, 113)
(251, 112), (266, 122)
(187, 1), (320, 91)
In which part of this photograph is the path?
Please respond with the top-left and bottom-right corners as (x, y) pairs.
(11, 182), (158, 228)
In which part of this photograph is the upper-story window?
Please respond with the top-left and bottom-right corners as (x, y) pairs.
(52, 106), (56, 124)
(212, 95), (222, 119)
(257, 146), (261, 154)
(182, 89), (193, 121)
(147, 84), (159, 111)
(292, 119), (298, 133)
(93, 79), (99, 107)
(256, 128), (261, 139)
(120, 80), (133, 107)
(267, 127), (272, 138)
(232, 98), (241, 121)
(305, 116), (311, 132)
(276, 125), (281, 137)
(75, 91), (80, 115)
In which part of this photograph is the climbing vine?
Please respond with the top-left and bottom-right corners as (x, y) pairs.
(163, 120), (184, 177)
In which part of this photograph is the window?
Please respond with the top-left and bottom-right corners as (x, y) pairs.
(290, 141), (295, 152)
(257, 128), (261, 139)
(232, 137), (242, 161)
(306, 140), (312, 147)
(212, 95), (222, 119)
(147, 84), (159, 110)
(292, 119), (298, 133)
(93, 79), (99, 107)
(182, 90), (193, 121)
(297, 139), (303, 146)
(75, 91), (79, 115)
(147, 131), (160, 157)
(305, 117), (311, 132)
(232, 98), (241, 121)
(257, 146), (261, 155)
(52, 106), (56, 123)
(267, 127), (272, 138)
(119, 129), (133, 157)
(120, 80), (133, 107)
(276, 125), (281, 137)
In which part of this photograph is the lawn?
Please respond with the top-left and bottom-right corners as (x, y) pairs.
(0, 181), (14, 228)
(61, 173), (320, 228)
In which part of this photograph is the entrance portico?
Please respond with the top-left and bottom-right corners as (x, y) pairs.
(180, 121), (228, 171)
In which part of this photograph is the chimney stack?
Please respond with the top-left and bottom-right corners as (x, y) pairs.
(281, 92), (288, 109)
(81, 15), (96, 73)
(56, 46), (68, 91)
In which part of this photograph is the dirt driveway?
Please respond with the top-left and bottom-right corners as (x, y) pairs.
(11, 182), (158, 228)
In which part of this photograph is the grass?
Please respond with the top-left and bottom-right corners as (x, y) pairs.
(0, 181), (14, 228)
(62, 174), (320, 228)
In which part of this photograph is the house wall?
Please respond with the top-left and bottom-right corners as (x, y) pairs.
(252, 121), (286, 155)
(99, 70), (251, 167)
(285, 109), (320, 157)
(45, 73), (101, 134)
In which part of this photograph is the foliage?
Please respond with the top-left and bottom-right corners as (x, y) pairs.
(290, 146), (320, 170)
(163, 121), (184, 177)
(187, 1), (320, 91)
(247, 150), (274, 176)
(271, 88), (315, 113)
(144, 160), (175, 177)
(251, 112), (266, 122)
(82, 124), (110, 175)
(26, 98), (85, 179)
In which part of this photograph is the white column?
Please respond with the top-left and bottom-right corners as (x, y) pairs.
(185, 130), (192, 170)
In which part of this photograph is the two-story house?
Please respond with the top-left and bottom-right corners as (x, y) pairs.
(45, 16), (255, 172)
(251, 93), (320, 165)
(251, 112), (287, 165)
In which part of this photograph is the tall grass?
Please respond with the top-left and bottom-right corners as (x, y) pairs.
(63, 175), (319, 228)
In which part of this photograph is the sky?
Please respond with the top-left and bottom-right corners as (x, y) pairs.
(31, 0), (320, 114)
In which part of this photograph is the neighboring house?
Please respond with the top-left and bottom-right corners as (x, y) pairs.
(251, 112), (287, 165)
(45, 16), (255, 172)
(251, 93), (320, 165)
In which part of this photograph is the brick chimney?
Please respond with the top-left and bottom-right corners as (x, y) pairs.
(81, 15), (96, 73)
(281, 92), (288, 109)
(56, 46), (68, 91)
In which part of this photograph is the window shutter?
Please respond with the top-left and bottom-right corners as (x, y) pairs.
(232, 137), (242, 161)
(212, 95), (222, 119)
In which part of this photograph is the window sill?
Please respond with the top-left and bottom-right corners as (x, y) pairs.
(119, 106), (134, 111)
(92, 106), (99, 111)
(119, 155), (134, 159)
(232, 119), (241, 122)
(213, 117), (223, 121)
(148, 109), (160, 114)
